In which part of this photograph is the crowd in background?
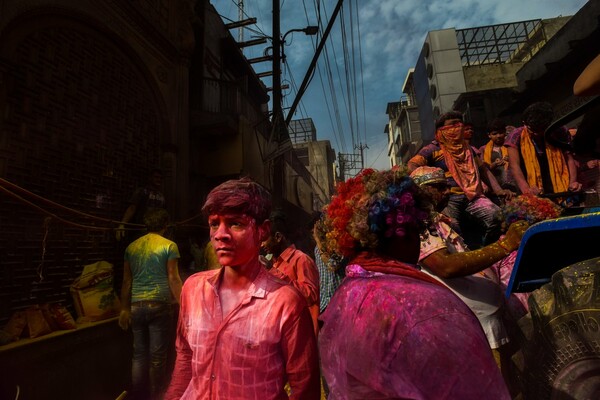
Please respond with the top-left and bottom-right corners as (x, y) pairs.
(114, 55), (600, 399)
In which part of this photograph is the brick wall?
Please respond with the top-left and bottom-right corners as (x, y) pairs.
(0, 16), (165, 324)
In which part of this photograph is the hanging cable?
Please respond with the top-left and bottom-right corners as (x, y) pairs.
(354, 0), (368, 145)
(0, 177), (205, 231)
(348, 1), (361, 148)
(36, 217), (51, 282)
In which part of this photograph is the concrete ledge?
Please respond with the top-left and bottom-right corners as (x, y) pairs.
(0, 317), (119, 353)
(0, 317), (132, 400)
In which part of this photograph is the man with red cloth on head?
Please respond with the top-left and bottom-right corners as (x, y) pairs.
(164, 178), (320, 400)
(317, 167), (510, 399)
(408, 111), (513, 248)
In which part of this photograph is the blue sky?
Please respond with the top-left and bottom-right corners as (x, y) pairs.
(212, 0), (588, 171)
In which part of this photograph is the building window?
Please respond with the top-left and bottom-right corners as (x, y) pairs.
(295, 147), (310, 166)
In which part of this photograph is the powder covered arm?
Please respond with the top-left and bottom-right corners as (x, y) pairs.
(290, 255), (320, 307)
(281, 306), (321, 400)
(420, 221), (527, 278)
(118, 261), (132, 330)
(167, 258), (182, 304)
(506, 146), (538, 195)
(565, 151), (583, 191)
(478, 155), (512, 198)
(163, 287), (193, 399)
(574, 54), (600, 96)
(407, 151), (431, 172)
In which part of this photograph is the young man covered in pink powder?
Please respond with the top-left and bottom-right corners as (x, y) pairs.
(164, 178), (320, 400)
(261, 210), (320, 337)
(317, 167), (510, 399)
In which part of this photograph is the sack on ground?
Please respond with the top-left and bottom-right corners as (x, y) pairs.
(39, 303), (77, 330)
(26, 305), (52, 338)
(70, 261), (121, 322)
(50, 303), (77, 329)
(2, 310), (27, 341)
(40, 303), (60, 331)
(0, 329), (14, 345)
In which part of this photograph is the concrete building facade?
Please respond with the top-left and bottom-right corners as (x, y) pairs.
(290, 118), (336, 210)
(386, 69), (421, 167)
(411, 16), (570, 148)
(505, 0), (600, 121)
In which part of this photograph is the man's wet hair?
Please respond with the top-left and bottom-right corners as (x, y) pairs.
(202, 177), (272, 224)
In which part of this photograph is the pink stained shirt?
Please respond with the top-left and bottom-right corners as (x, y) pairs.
(164, 266), (320, 400)
(319, 263), (510, 400)
(271, 245), (320, 336)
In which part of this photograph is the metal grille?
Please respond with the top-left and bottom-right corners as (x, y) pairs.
(457, 19), (545, 66)
(288, 118), (317, 144)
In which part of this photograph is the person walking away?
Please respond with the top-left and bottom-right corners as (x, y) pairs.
(119, 208), (183, 400)
(116, 168), (166, 243)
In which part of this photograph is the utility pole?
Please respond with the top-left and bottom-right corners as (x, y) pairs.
(271, 0), (285, 205)
(338, 152), (346, 182)
(272, 0), (281, 118)
(338, 142), (368, 179)
(238, 1), (244, 44)
(268, 2), (319, 206)
(356, 142), (369, 171)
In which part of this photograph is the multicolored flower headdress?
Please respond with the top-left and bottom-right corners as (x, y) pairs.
(317, 167), (430, 262)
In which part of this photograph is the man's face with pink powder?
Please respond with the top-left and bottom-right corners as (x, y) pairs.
(208, 213), (268, 268)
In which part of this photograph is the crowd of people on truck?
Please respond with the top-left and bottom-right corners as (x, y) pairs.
(115, 58), (600, 399)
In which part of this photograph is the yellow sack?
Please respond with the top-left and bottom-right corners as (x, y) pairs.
(70, 261), (120, 322)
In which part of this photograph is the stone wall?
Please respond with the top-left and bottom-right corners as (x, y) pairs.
(0, 0), (193, 324)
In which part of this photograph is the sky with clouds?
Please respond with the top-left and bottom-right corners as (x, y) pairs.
(212, 0), (588, 171)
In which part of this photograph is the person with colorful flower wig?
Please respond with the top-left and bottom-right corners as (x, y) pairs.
(317, 167), (510, 399)
(408, 111), (513, 248)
